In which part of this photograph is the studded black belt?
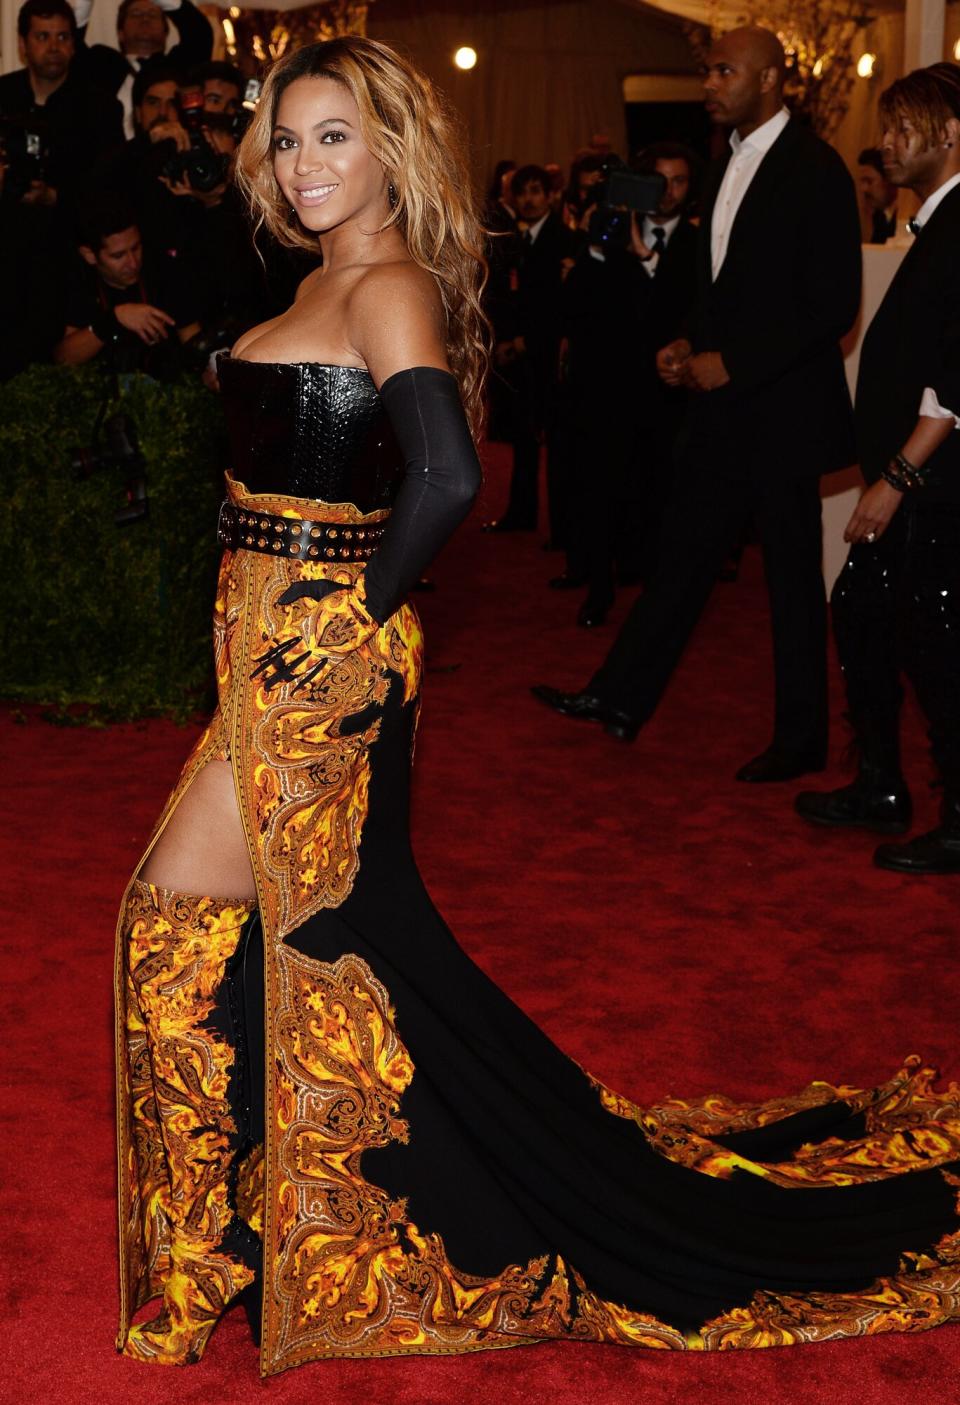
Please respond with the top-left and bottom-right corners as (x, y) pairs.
(217, 501), (388, 561)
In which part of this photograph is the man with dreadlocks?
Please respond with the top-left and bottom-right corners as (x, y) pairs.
(796, 62), (960, 874)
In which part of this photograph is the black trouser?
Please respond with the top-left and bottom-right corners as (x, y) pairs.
(588, 449), (828, 756)
(499, 348), (558, 529)
(831, 500), (960, 788)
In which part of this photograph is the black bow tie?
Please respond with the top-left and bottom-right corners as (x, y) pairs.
(907, 218), (922, 236)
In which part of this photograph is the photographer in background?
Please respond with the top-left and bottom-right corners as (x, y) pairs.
(483, 163), (579, 535)
(563, 152), (606, 230)
(199, 60), (244, 118)
(54, 195), (199, 377)
(0, 0), (122, 209)
(156, 64), (272, 358)
(0, 146), (71, 378)
(552, 148), (698, 625)
(74, 0), (212, 138)
(92, 61), (220, 251)
(94, 61), (185, 205)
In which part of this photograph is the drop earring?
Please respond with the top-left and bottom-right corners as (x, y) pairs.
(388, 182), (398, 207)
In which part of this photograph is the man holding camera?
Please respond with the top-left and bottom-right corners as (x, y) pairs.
(54, 195), (198, 376)
(0, 0), (122, 208)
(535, 27), (860, 782)
(552, 146), (698, 625)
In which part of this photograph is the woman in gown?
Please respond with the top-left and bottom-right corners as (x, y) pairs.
(114, 37), (960, 1376)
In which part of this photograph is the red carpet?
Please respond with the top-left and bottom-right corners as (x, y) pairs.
(2, 444), (957, 1404)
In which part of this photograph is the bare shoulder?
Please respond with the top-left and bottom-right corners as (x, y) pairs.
(349, 259), (443, 325)
(346, 259), (448, 384)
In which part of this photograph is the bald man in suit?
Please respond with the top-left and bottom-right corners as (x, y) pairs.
(535, 28), (861, 784)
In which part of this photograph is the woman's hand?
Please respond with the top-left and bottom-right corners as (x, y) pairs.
(844, 479), (903, 544)
(250, 576), (379, 694)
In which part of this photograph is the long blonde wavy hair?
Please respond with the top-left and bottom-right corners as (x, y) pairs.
(235, 37), (489, 437)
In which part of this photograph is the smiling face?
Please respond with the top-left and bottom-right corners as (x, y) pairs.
(271, 75), (389, 234)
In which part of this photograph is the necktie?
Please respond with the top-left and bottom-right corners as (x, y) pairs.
(650, 226), (667, 263)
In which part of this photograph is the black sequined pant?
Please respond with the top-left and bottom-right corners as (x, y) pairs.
(831, 501), (960, 787)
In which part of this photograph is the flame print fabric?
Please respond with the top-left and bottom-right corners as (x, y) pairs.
(118, 880), (257, 1364)
(115, 478), (960, 1377)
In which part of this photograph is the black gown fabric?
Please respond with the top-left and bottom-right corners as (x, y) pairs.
(185, 362), (960, 1364)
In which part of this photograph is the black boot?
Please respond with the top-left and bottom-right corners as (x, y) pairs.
(795, 725), (910, 835)
(874, 792), (960, 874)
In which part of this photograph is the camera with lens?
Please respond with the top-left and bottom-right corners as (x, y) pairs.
(72, 410), (148, 525)
(160, 91), (230, 193)
(586, 156), (666, 251)
(180, 316), (248, 373)
(0, 116), (50, 201)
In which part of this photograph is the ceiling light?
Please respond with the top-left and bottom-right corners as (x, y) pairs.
(454, 47), (477, 70)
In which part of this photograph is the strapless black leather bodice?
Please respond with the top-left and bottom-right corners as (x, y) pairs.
(218, 356), (403, 509)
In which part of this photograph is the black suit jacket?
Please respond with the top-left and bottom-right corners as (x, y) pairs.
(515, 212), (580, 358)
(77, 0), (212, 94)
(0, 66), (123, 197)
(689, 117), (861, 477)
(856, 181), (960, 506)
(634, 217), (698, 369)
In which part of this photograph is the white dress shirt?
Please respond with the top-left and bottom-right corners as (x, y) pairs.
(523, 212), (549, 246)
(912, 171), (960, 426)
(710, 106), (790, 280)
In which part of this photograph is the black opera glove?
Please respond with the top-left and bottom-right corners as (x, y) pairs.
(361, 366), (482, 624)
(250, 575), (379, 694)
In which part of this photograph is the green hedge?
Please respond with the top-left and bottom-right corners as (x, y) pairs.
(0, 365), (226, 721)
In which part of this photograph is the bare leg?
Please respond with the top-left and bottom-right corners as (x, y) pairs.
(140, 760), (257, 901)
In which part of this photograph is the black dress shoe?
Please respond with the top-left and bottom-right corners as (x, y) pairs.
(577, 601), (608, 628)
(530, 685), (640, 742)
(482, 517), (534, 533)
(873, 826), (960, 874)
(549, 572), (587, 590)
(795, 776), (911, 834)
(736, 746), (827, 783)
